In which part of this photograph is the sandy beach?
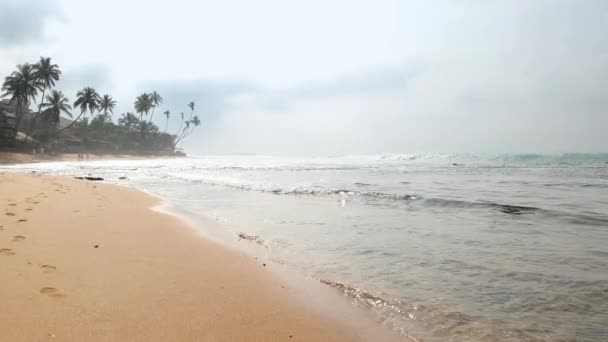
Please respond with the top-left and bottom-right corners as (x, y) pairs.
(0, 172), (385, 342)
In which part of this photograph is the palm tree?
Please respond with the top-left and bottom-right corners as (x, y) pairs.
(27, 57), (61, 140)
(74, 87), (100, 119)
(134, 93), (153, 121)
(163, 110), (171, 132)
(56, 87), (100, 134)
(118, 112), (139, 132)
(175, 101), (196, 141)
(137, 121), (159, 147)
(191, 115), (201, 128)
(149, 91), (163, 123)
(41, 90), (71, 128)
(98, 94), (117, 121)
(1, 63), (42, 138)
(175, 115), (201, 148)
(187, 101), (195, 121)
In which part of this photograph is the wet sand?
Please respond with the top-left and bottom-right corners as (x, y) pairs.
(0, 152), (179, 165)
(0, 173), (387, 341)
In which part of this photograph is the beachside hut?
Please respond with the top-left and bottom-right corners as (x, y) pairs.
(62, 134), (84, 153)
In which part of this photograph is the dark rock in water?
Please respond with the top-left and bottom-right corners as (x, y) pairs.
(238, 232), (269, 249)
(499, 207), (522, 215)
(495, 204), (537, 215)
(75, 176), (104, 181)
(118, 177), (128, 180)
(238, 233), (258, 241)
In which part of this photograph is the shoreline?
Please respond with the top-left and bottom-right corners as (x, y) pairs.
(0, 172), (399, 341)
(0, 152), (183, 165)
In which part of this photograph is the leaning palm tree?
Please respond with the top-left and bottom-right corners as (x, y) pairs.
(163, 110), (171, 132)
(191, 115), (201, 128)
(27, 57), (61, 140)
(149, 91), (163, 123)
(1, 64), (42, 139)
(56, 87), (100, 134)
(187, 101), (195, 121)
(134, 93), (153, 121)
(41, 90), (71, 129)
(176, 115), (201, 146)
(98, 94), (117, 121)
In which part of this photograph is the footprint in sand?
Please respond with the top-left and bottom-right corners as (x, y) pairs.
(25, 208), (33, 211)
(17, 219), (28, 223)
(12, 236), (26, 242)
(0, 248), (15, 256)
(8, 203), (16, 207)
(40, 287), (64, 298)
(5, 212), (16, 216)
(40, 265), (57, 273)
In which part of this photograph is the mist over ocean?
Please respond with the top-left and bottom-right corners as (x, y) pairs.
(4, 153), (608, 341)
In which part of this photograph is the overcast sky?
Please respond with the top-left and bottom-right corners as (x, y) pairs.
(1, 0), (607, 154)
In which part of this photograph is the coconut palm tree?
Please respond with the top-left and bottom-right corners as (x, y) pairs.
(176, 115), (201, 146)
(1, 63), (42, 138)
(118, 112), (139, 132)
(137, 121), (158, 144)
(163, 110), (171, 132)
(134, 93), (153, 121)
(187, 101), (195, 121)
(149, 91), (163, 123)
(191, 115), (201, 128)
(74, 87), (100, 119)
(42, 90), (72, 127)
(56, 87), (100, 134)
(27, 57), (61, 140)
(98, 94), (117, 121)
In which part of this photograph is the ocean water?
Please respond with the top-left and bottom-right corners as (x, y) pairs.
(3, 153), (608, 341)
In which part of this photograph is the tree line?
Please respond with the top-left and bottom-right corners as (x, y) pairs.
(1, 56), (200, 153)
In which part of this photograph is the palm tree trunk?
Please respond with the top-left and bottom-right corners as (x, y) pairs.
(54, 110), (85, 136)
(149, 108), (155, 123)
(174, 125), (190, 148)
(165, 118), (169, 132)
(175, 117), (184, 136)
(24, 86), (46, 142)
(14, 101), (23, 144)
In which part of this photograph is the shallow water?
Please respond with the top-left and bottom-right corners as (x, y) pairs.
(4, 153), (608, 341)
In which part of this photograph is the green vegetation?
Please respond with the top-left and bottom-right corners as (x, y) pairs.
(0, 57), (200, 155)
